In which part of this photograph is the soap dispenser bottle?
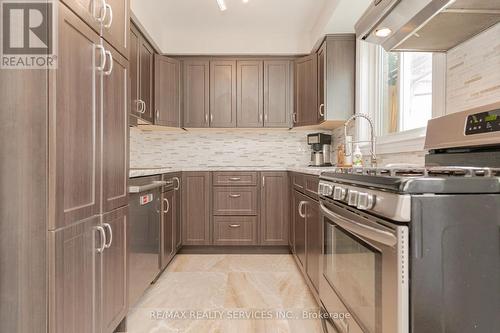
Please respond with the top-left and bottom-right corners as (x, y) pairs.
(353, 144), (363, 167)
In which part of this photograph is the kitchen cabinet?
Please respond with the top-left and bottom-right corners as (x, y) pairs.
(294, 54), (318, 126)
(48, 216), (101, 333)
(317, 35), (356, 125)
(305, 199), (320, 292)
(260, 172), (289, 245)
(102, 0), (129, 58)
(100, 206), (128, 333)
(210, 60), (237, 127)
(166, 173), (183, 250)
(60, 0), (102, 33)
(293, 191), (307, 267)
(182, 172), (211, 245)
(212, 171), (258, 186)
(213, 216), (258, 245)
(264, 60), (293, 128)
(129, 23), (155, 124)
(155, 55), (181, 127)
(213, 187), (258, 216)
(49, 2), (102, 229)
(237, 60), (263, 127)
(183, 60), (210, 127)
(161, 189), (175, 268)
(102, 41), (129, 214)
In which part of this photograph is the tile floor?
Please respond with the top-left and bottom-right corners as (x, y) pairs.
(127, 254), (324, 333)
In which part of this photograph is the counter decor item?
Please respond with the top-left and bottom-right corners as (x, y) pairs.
(353, 144), (363, 167)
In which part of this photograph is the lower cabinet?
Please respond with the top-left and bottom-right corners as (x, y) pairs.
(293, 191), (307, 267)
(260, 172), (289, 245)
(213, 216), (258, 245)
(161, 189), (175, 269)
(49, 216), (101, 333)
(182, 172), (211, 245)
(305, 199), (320, 292)
(101, 206), (128, 333)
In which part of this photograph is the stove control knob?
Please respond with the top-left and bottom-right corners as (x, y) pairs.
(347, 190), (359, 206)
(357, 193), (376, 210)
(333, 187), (347, 200)
(324, 184), (333, 196)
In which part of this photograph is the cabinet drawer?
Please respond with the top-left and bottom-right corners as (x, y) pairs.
(292, 172), (305, 190)
(304, 175), (319, 200)
(213, 216), (257, 245)
(212, 172), (258, 186)
(213, 187), (258, 215)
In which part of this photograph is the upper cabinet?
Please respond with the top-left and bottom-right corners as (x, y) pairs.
(183, 60), (210, 128)
(237, 60), (263, 128)
(101, 0), (129, 58)
(155, 55), (181, 127)
(210, 60), (237, 127)
(294, 54), (318, 126)
(317, 34), (356, 126)
(264, 60), (293, 128)
(129, 23), (154, 124)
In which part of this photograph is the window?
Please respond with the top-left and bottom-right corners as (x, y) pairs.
(380, 51), (433, 135)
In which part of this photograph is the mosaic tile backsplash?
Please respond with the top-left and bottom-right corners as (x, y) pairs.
(130, 128), (327, 168)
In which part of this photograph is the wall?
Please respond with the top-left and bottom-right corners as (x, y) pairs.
(130, 127), (323, 169)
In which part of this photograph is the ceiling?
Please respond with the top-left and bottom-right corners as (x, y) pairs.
(131, 0), (371, 55)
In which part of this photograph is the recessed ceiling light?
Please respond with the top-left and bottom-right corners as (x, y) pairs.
(216, 0), (227, 11)
(243, 0), (249, 3)
(374, 28), (392, 38)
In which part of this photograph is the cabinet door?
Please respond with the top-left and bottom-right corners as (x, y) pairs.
(60, 0), (102, 33)
(173, 175), (182, 250)
(102, 41), (129, 213)
(264, 60), (292, 128)
(305, 200), (320, 292)
(182, 172), (211, 245)
(210, 60), (237, 127)
(294, 54), (318, 126)
(260, 172), (289, 245)
(293, 191), (307, 268)
(129, 24), (140, 120)
(237, 60), (263, 128)
(317, 43), (326, 123)
(101, 207), (128, 333)
(161, 190), (175, 269)
(49, 3), (101, 229)
(183, 60), (210, 127)
(155, 55), (181, 127)
(101, 0), (129, 58)
(49, 216), (101, 333)
(139, 38), (154, 123)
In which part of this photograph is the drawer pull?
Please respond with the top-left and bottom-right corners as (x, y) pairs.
(229, 224), (241, 228)
(229, 194), (241, 198)
(229, 177), (241, 181)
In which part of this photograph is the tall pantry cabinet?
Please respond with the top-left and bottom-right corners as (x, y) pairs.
(47, 1), (129, 333)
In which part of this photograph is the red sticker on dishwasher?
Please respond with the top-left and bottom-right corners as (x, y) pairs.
(140, 194), (153, 205)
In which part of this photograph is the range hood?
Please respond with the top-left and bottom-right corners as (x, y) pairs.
(355, 0), (500, 52)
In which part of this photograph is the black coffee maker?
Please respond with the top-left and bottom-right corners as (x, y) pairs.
(307, 133), (332, 166)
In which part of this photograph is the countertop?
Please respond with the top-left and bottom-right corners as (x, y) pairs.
(129, 166), (337, 178)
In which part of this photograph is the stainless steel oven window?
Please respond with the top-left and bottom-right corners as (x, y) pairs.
(324, 217), (382, 332)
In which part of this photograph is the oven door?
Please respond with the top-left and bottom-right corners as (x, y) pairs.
(319, 200), (409, 333)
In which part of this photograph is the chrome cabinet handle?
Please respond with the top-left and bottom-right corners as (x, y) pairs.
(136, 100), (144, 114)
(292, 112), (297, 124)
(139, 100), (146, 114)
(103, 3), (113, 29)
(95, 44), (106, 72)
(229, 224), (241, 228)
(229, 177), (241, 181)
(319, 103), (325, 117)
(259, 114), (263, 123)
(229, 194), (241, 198)
(95, 0), (106, 22)
(96, 226), (107, 253)
(163, 198), (170, 213)
(262, 176), (265, 188)
(173, 177), (180, 190)
(103, 223), (113, 248)
(205, 113), (208, 124)
(298, 201), (307, 218)
(264, 114), (268, 122)
(210, 114), (214, 123)
(156, 109), (160, 120)
(104, 50), (113, 76)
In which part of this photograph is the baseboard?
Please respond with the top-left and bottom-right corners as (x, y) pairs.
(178, 245), (291, 254)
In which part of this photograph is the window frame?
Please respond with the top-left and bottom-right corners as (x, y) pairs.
(355, 41), (446, 155)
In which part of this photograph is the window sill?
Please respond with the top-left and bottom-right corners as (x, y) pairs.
(359, 127), (427, 155)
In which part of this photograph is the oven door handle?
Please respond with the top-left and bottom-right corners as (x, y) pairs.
(320, 202), (398, 247)
(128, 181), (167, 193)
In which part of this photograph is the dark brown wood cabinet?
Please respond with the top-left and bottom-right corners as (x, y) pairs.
(155, 55), (181, 127)
(129, 23), (154, 124)
(293, 191), (307, 267)
(102, 41), (129, 214)
(49, 3), (102, 229)
(260, 172), (289, 245)
(210, 60), (237, 127)
(213, 187), (258, 216)
(101, 207), (128, 333)
(169, 174), (182, 250)
(161, 189), (175, 268)
(294, 54), (318, 126)
(237, 60), (263, 127)
(264, 60), (293, 128)
(317, 44), (326, 123)
(60, 0), (102, 33)
(182, 172), (211, 245)
(48, 216), (101, 333)
(213, 216), (258, 245)
(183, 60), (210, 127)
(102, 0), (129, 58)
(305, 200), (320, 292)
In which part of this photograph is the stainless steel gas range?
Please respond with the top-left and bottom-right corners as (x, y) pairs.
(318, 103), (500, 333)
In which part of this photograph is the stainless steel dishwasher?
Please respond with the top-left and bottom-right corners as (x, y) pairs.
(128, 175), (166, 307)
